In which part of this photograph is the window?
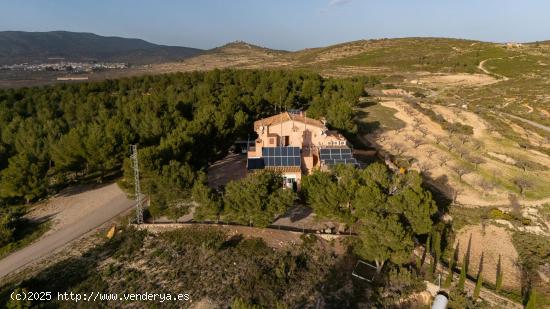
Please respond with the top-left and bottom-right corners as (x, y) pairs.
(269, 138), (275, 145)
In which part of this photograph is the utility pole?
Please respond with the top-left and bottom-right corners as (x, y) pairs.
(131, 144), (144, 224)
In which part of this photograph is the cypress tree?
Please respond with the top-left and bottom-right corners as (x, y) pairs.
(431, 231), (441, 275)
(526, 289), (536, 309)
(423, 235), (431, 267)
(464, 234), (472, 275)
(444, 244), (458, 288)
(433, 231), (442, 265)
(458, 254), (467, 291)
(473, 252), (484, 299)
(443, 256), (454, 288)
(473, 272), (483, 299)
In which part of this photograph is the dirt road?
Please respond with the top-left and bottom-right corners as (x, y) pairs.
(478, 58), (510, 81)
(502, 112), (550, 133)
(0, 183), (134, 280)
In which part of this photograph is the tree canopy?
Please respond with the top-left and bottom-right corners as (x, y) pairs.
(0, 70), (368, 216)
(223, 170), (296, 227)
(301, 163), (438, 271)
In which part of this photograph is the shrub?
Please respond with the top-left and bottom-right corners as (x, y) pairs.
(487, 208), (514, 221)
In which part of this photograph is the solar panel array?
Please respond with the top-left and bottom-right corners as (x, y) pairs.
(247, 158), (265, 170)
(319, 147), (358, 166)
(262, 147), (301, 167)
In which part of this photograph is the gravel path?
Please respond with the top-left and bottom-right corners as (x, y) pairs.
(0, 183), (134, 280)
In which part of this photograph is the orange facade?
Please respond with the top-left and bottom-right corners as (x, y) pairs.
(247, 112), (352, 187)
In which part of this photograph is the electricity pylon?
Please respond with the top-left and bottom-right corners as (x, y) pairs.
(131, 144), (143, 224)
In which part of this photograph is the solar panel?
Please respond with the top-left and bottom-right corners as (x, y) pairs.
(262, 147), (301, 167)
(319, 147), (359, 166)
(247, 158), (265, 170)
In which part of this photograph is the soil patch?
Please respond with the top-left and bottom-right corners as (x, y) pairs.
(454, 224), (522, 290)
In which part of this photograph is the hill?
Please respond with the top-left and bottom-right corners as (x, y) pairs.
(0, 31), (203, 65)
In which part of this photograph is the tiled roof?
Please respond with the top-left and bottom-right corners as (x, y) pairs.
(264, 166), (302, 173)
(254, 112), (325, 130)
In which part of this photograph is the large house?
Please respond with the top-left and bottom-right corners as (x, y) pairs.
(247, 111), (358, 189)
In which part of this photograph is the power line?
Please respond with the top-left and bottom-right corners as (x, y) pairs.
(131, 144), (143, 224)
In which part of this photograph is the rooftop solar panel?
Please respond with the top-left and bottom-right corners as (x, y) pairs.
(319, 147), (359, 167)
(247, 158), (265, 170)
(261, 147), (301, 167)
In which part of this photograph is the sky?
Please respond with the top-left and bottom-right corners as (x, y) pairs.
(1, 0), (549, 51)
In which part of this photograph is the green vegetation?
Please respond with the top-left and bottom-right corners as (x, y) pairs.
(334, 38), (516, 73)
(301, 163), (438, 272)
(448, 289), (490, 309)
(0, 70), (365, 218)
(0, 227), (345, 308)
(474, 264), (483, 300)
(526, 289), (537, 309)
(408, 100), (474, 135)
(496, 255), (503, 292)
(444, 244), (458, 288)
(0, 207), (50, 258)
(194, 170), (296, 227)
(512, 232), (550, 307)
(355, 100), (406, 134)
(473, 273), (483, 299)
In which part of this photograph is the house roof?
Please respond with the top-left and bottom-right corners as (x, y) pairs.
(254, 112), (326, 131)
(264, 166), (302, 173)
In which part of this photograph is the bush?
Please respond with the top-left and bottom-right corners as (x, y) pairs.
(487, 208), (514, 221)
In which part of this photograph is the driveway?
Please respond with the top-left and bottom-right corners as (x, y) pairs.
(0, 183), (134, 280)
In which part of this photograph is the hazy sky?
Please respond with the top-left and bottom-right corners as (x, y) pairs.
(1, 0), (549, 50)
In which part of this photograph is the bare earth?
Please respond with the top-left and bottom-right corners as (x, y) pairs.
(365, 99), (550, 207)
(454, 224), (522, 290)
(412, 73), (498, 87)
(0, 183), (134, 280)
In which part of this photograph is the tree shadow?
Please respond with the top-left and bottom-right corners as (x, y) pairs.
(11, 214), (54, 240)
(54, 180), (117, 198)
(427, 175), (453, 214)
(1, 229), (148, 307)
(286, 205), (312, 223)
(355, 108), (381, 136)
(316, 250), (374, 308)
(221, 234), (244, 249)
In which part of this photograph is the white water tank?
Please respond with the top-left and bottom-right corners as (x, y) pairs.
(431, 292), (449, 309)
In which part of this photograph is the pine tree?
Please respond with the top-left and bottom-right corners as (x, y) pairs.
(495, 254), (503, 292)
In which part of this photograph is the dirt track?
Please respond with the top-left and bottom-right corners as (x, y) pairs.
(0, 183), (134, 280)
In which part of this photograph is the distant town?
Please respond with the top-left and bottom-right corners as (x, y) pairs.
(0, 61), (128, 73)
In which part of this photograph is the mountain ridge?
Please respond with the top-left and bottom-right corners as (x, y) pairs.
(0, 31), (204, 65)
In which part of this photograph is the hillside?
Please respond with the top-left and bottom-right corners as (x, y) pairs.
(0, 31), (203, 65)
